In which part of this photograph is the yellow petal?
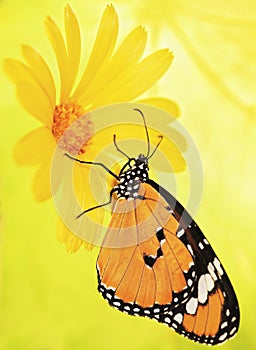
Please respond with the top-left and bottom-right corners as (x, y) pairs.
(158, 135), (186, 172)
(78, 26), (147, 104)
(22, 45), (56, 108)
(56, 219), (83, 253)
(72, 4), (118, 100)
(84, 242), (95, 251)
(56, 218), (95, 253)
(13, 127), (56, 166)
(5, 58), (54, 126)
(56, 155), (113, 246)
(83, 49), (173, 108)
(136, 97), (180, 117)
(4, 58), (35, 85)
(64, 4), (81, 94)
(72, 161), (110, 226)
(16, 81), (53, 128)
(111, 49), (174, 101)
(110, 26), (147, 68)
(45, 16), (69, 102)
(32, 156), (53, 201)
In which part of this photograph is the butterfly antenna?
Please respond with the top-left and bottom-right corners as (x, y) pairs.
(133, 108), (150, 157)
(113, 134), (130, 160)
(148, 135), (163, 159)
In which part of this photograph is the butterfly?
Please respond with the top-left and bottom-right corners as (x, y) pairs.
(65, 108), (240, 345)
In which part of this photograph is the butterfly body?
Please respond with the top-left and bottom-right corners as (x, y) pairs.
(112, 154), (149, 200)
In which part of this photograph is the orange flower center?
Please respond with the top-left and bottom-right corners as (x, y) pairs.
(52, 102), (93, 154)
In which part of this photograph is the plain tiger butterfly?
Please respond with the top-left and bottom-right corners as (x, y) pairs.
(65, 108), (239, 345)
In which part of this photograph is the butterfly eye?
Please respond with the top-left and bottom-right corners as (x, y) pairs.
(129, 158), (136, 167)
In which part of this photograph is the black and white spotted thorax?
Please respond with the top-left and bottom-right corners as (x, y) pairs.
(113, 154), (149, 200)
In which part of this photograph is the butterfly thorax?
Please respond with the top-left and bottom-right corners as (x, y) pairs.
(113, 154), (149, 200)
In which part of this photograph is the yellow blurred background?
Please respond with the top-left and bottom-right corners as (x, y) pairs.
(1, 0), (255, 349)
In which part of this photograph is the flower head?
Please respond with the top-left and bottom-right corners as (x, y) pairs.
(5, 4), (184, 252)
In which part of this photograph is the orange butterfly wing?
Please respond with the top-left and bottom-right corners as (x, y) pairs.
(97, 183), (195, 314)
(97, 179), (239, 345)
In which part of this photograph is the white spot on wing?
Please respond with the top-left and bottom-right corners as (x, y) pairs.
(207, 262), (218, 281)
(177, 228), (185, 238)
(221, 321), (228, 329)
(113, 301), (121, 307)
(187, 279), (193, 287)
(164, 316), (171, 324)
(230, 327), (237, 336)
(219, 332), (228, 341)
(213, 257), (224, 276)
(198, 242), (204, 250)
(173, 313), (183, 324)
(198, 275), (208, 304)
(106, 293), (112, 299)
(205, 273), (215, 292)
(185, 297), (198, 314)
(187, 244), (194, 256)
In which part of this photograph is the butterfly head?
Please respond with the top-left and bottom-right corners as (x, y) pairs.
(119, 154), (149, 183)
(136, 153), (148, 167)
(113, 109), (163, 199)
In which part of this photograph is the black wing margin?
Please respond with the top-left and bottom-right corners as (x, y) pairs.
(147, 179), (240, 345)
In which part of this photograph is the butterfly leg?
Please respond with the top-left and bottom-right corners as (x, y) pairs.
(76, 188), (116, 219)
(64, 153), (118, 179)
(64, 153), (118, 218)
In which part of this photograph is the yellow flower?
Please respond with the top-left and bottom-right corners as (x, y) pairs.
(5, 4), (184, 252)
